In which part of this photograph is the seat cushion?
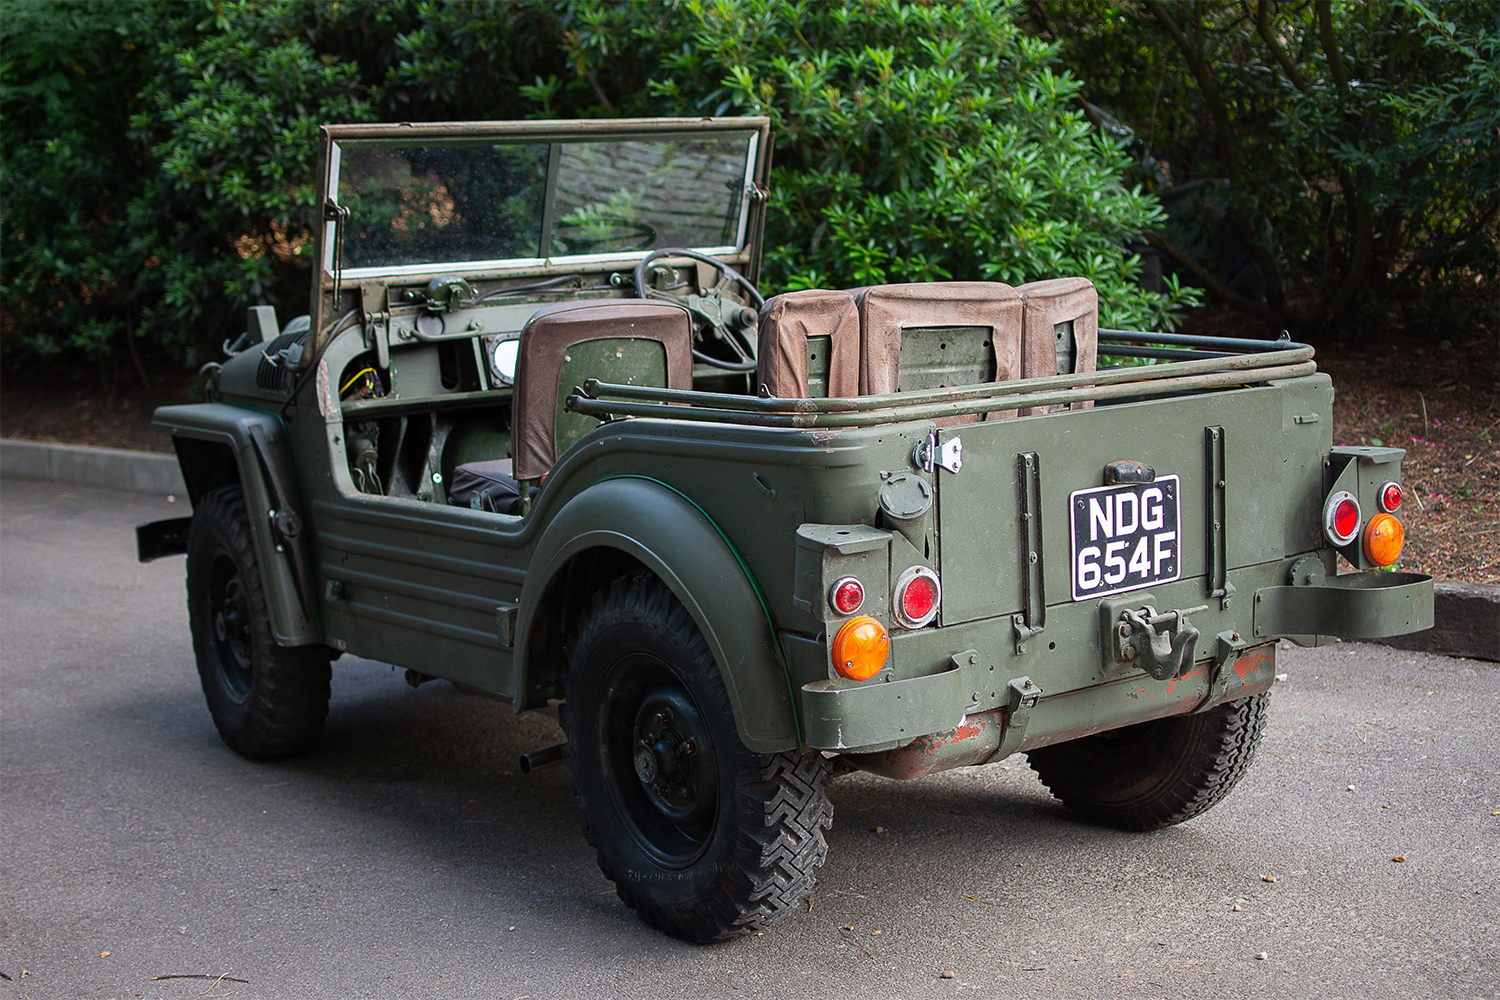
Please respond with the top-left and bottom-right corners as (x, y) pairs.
(447, 459), (520, 514)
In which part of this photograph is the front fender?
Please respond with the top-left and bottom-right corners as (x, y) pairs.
(153, 403), (317, 646)
(515, 476), (800, 753)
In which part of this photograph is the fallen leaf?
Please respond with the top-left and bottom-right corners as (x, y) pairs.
(99, 952), (111, 958)
(871, 930), (881, 936)
(872, 826), (884, 833)
(843, 925), (855, 932)
(1392, 855), (1408, 863)
(1262, 876), (1277, 883)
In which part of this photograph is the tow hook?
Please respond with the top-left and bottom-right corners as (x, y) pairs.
(1101, 595), (1207, 680)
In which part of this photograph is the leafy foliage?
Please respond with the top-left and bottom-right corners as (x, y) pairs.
(3, 0), (1192, 377)
(1027, 0), (1499, 336)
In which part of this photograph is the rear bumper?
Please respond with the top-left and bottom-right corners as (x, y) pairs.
(799, 569), (1432, 757)
(1252, 571), (1433, 640)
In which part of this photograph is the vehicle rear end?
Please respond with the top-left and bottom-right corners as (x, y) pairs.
(571, 331), (1434, 780)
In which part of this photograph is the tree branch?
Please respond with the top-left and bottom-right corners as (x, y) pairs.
(1254, 1), (1310, 92)
(1146, 229), (1272, 321)
(1143, 0), (1241, 185)
(1315, 1), (1351, 97)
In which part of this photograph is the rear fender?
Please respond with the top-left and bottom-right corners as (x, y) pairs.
(153, 403), (317, 646)
(515, 477), (799, 753)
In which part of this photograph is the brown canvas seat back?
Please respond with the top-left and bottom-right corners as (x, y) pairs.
(1016, 277), (1098, 415)
(755, 289), (861, 399)
(854, 281), (1022, 425)
(512, 301), (694, 480)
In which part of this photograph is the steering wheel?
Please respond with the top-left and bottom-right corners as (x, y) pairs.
(633, 248), (764, 372)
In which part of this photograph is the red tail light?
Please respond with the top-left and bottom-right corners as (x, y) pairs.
(1324, 491), (1361, 546)
(893, 566), (940, 628)
(1379, 482), (1403, 513)
(829, 577), (865, 615)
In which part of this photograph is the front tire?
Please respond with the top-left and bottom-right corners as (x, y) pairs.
(1027, 693), (1269, 831)
(186, 486), (331, 759)
(564, 573), (832, 942)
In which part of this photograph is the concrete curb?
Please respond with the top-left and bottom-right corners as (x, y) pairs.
(1, 437), (1494, 662)
(1, 438), (185, 495)
(1372, 580), (1499, 663)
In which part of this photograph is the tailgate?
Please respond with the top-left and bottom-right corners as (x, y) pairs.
(935, 373), (1333, 626)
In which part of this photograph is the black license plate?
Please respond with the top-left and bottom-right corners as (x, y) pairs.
(1069, 476), (1181, 601)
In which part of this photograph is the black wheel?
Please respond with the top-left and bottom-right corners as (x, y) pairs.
(565, 573), (832, 942)
(1027, 692), (1269, 831)
(186, 485), (331, 759)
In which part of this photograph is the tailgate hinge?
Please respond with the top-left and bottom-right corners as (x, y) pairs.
(1011, 451), (1046, 654)
(1204, 425), (1235, 610)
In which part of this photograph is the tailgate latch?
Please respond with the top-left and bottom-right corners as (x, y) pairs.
(912, 432), (962, 474)
(1101, 596), (1207, 680)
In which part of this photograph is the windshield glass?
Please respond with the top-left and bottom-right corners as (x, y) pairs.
(332, 132), (756, 276)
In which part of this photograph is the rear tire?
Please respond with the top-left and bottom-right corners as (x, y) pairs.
(186, 486), (331, 759)
(1027, 693), (1269, 831)
(564, 572), (832, 941)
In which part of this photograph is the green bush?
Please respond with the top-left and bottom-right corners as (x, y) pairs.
(1, 0), (1192, 377)
(1027, 0), (1499, 337)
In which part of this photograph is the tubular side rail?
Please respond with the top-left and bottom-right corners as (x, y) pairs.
(568, 358), (1318, 428)
(571, 340), (1314, 415)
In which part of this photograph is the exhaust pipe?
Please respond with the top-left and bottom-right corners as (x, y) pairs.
(519, 742), (566, 774)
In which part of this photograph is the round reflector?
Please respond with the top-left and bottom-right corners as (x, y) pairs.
(1364, 512), (1404, 566)
(831, 616), (889, 681)
(1380, 481), (1403, 513)
(1324, 490), (1361, 546)
(893, 566), (941, 629)
(829, 577), (865, 615)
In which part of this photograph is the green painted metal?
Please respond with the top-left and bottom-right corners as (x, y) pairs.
(514, 476), (800, 752)
(554, 338), (667, 467)
(895, 326), (996, 392)
(1253, 572), (1433, 639)
(152, 403), (317, 646)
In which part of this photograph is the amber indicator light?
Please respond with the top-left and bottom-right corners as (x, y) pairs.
(831, 616), (889, 681)
(1364, 513), (1404, 566)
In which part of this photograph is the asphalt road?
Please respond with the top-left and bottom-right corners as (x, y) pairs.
(2, 477), (1496, 1000)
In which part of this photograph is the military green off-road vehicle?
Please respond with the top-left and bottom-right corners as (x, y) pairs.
(139, 118), (1433, 942)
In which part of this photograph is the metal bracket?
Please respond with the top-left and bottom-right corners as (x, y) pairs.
(912, 431), (936, 473)
(496, 602), (520, 648)
(1013, 452), (1045, 653)
(1205, 425), (1235, 610)
(937, 436), (963, 474)
(995, 676), (1043, 759)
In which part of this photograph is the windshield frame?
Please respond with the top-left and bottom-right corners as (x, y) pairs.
(317, 118), (770, 283)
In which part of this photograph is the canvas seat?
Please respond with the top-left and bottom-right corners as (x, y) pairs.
(853, 281), (1023, 424)
(510, 300), (695, 481)
(1015, 277), (1099, 414)
(754, 289), (861, 399)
